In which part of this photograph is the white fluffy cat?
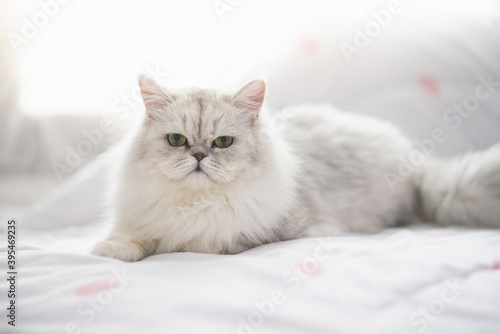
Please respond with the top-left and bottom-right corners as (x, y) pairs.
(91, 75), (500, 261)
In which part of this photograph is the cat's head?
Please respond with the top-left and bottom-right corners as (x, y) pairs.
(137, 75), (268, 188)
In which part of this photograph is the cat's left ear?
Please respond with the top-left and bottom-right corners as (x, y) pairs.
(138, 74), (172, 118)
(231, 79), (266, 123)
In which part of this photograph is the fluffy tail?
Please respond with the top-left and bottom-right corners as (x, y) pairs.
(414, 144), (500, 228)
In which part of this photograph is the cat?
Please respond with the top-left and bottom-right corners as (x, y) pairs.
(91, 75), (500, 261)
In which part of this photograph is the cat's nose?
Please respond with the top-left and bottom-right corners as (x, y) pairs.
(193, 153), (206, 161)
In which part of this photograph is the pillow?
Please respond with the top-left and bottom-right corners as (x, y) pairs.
(265, 1), (500, 157)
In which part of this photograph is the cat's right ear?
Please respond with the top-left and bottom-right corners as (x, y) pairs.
(138, 74), (172, 118)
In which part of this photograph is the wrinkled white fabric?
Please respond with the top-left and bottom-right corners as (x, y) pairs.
(2, 226), (499, 334)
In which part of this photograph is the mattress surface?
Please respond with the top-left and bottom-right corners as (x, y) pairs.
(2, 225), (499, 334)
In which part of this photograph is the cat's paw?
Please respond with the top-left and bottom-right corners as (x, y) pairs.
(91, 239), (145, 262)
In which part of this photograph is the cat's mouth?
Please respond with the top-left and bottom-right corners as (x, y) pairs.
(189, 164), (210, 178)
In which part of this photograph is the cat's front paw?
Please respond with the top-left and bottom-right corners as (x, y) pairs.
(91, 239), (145, 262)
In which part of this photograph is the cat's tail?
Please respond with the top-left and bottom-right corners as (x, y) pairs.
(414, 143), (500, 227)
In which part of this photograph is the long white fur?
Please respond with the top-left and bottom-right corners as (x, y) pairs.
(91, 76), (500, 261)
(416, 143), (500, 227)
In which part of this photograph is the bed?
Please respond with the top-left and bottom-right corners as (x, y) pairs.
(5, 224), (500, 334)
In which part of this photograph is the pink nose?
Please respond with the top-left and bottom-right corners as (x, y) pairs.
(194, 153), (205, 161)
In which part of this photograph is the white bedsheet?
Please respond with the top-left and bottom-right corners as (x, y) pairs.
(2, 225), (500, 334)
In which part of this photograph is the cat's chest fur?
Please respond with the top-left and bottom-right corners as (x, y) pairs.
(122, 170), (299, 254)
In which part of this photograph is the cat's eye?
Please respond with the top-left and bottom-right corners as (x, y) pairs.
(213, 136), (233, 148)
(167, 133), (187, 147)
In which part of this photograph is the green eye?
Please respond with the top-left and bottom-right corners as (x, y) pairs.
(214, 136), (233, 148)
(167, 133), (187, 147)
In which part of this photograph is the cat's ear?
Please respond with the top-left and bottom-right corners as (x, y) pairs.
(231, 79), (266, 123)
(138, 74), (172, 118)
